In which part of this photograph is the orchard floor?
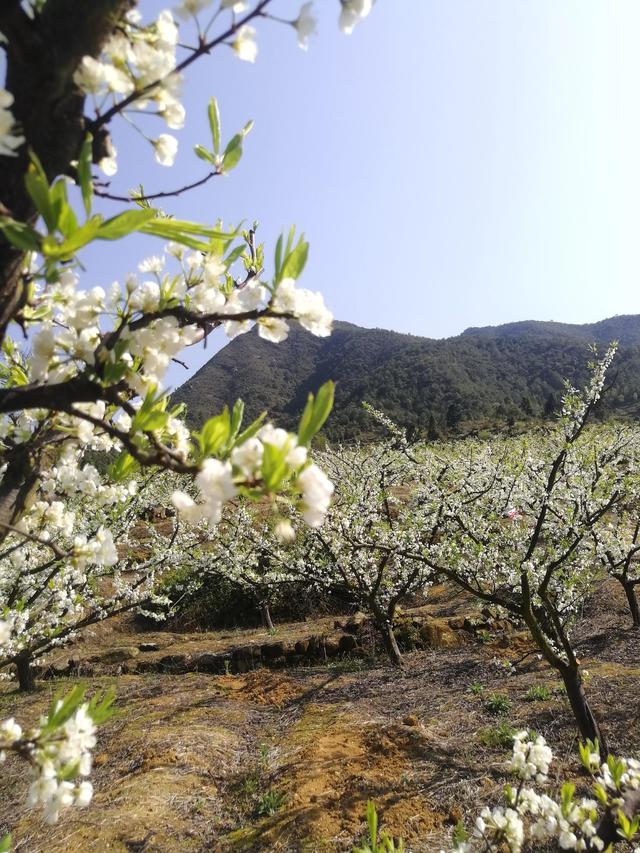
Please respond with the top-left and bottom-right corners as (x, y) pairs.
(1, 583), (640, 852)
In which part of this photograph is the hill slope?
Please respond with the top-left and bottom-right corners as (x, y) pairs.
(173, 316), (640, 441)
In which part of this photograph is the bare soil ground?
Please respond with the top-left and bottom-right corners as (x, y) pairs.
(1, 581), (639, 852)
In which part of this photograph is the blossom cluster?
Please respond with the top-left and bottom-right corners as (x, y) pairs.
(172, 424), (333, 528)
(21, 251), (332, 402)
(73, 9), (182, 172)
(68, 1), (373, 176)
(0, 700), (97, 824)
(449, 733), (640, 852)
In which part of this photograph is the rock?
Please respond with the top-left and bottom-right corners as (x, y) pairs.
(138, 642), (160, 652)
(344, 612), (367, 633)
(192, 653), (227, 673)
(463, 617), (489, 633)
(158, 653), (190, 672)
(232, 645), (261, 672)
(294, 639), (309, 656)
(323, 637), (340, 657)
(92, 646), (140, 664)
(419, 617), (461, 649)
(307, 636), (321, 656)
(339, 634), (358, 653)
(261, 641), (285, 660)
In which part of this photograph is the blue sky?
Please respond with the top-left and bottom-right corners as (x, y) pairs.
(82, 1), (640, 389)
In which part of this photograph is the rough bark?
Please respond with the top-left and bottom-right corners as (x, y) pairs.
(0, 1), (133, 532)
(15, 653), (36, 692)
(381, 620), (403, 667)
(560, 665), (608, 758)
(0, 0), (133, 339)
(623, 581), (640, 628)
(260, 602), (274, 631)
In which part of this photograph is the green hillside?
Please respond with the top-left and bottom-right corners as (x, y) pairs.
(173, 316), (640, 441)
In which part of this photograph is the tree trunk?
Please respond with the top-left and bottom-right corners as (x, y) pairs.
(561, 665), (608, 757)
(15, 654), (35, 692)
(260, 602), (274, 631)
(623, 581), (640, 628)
(380, 619), (403, 667)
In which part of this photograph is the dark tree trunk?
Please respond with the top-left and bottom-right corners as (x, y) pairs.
(15, 654), (35, 692)
(260, 602), (274, 631)
(0, 0), (134, 532)
(623, 581), (640, 628)
(561, 665), (608, 757)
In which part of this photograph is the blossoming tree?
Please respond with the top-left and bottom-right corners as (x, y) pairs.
(302, 423), (436, 666)
(0, 0), (373, 835)
(405, 347), (633, 753)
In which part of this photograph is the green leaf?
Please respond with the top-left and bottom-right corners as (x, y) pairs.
(274, 233), (284, 282)
(297, 381), (334, 447)
(224, 243), (246, 268)
(44, 685), (86, 732)
(366, 801), (378, 849)
(281, 235), (309, 281)
(261, 442), (290, 491)
(108, 451), (140, 482)
(78, 133), (94, 217)
(141, 218), (237, 240)
(593, 782), (609, 805)
(208, 97), (221, 155)
(194, 144), (216, 165)
(57, 201), (78, 239)
(235, 411), (267, 446)
(87, 686), (116, 725)
(25, 162), (56, 231)
(284, 224), (296, 259)
(97, 208), (157, 240)
(49, 178), (70, 230)
(229, 399), (245, 441)
(222, 133), (243, 172)
(0, 833), (12, 853)
(0, 219), (42, 252)
(196, 408), (231, 458)
(44, 216), (103, 259)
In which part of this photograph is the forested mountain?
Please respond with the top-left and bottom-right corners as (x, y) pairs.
(173, 316), (640, 441)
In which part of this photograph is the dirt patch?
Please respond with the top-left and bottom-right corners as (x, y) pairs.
(224, 703), (446, 851)
(3, 581), (640, 851)
(221, 669), (319, 707)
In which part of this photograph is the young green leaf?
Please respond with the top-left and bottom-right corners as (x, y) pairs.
(25, 162), (56, 232)
(97, 208), (157, 240)
(222, 133), (243, 172)
(0, 219), (42, 252)
(208, 96), (221, 154)
(281, 236), (309, 281)
(298, 381), (334, 446)
(194, 144), (216, 165)
(43, 216), (103, 259)
(235, 411), (267, 446)
(196, 408), (231, 458)
(274, 233), (284, 282)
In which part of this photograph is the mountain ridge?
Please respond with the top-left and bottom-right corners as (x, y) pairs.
(173, 314), (640, 441)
